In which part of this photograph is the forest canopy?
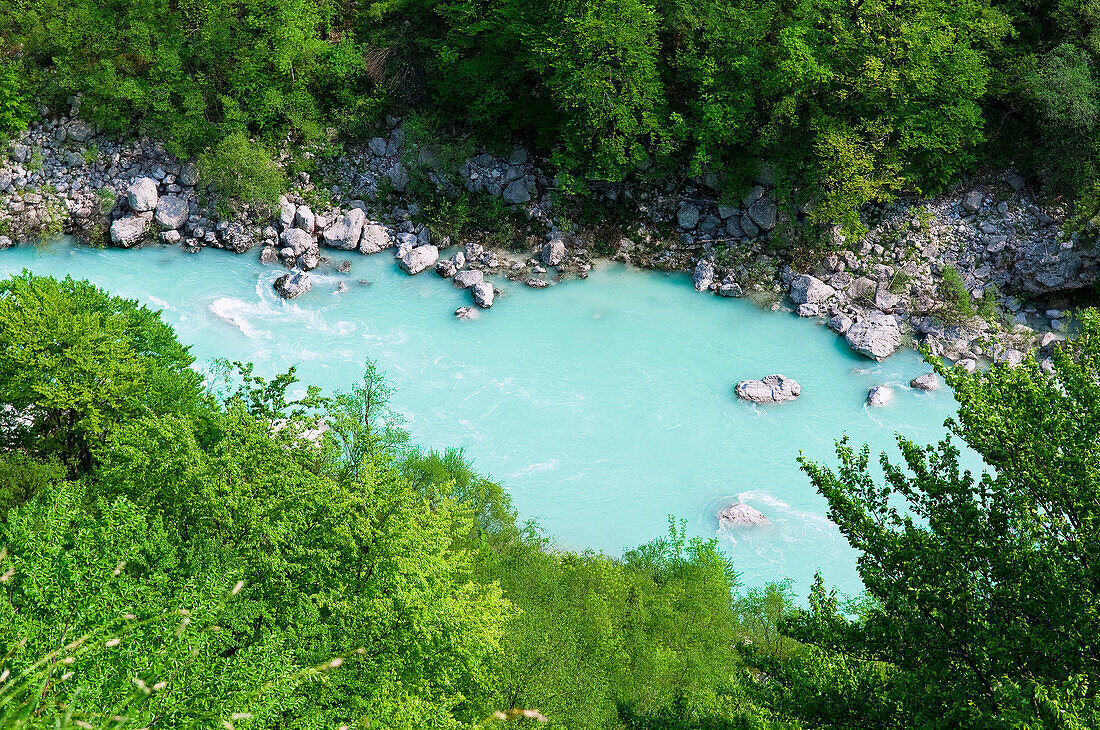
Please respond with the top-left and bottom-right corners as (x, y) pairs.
(1, 0), (1098, 222)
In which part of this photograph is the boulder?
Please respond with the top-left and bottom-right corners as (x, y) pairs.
(735, 374), (801, 403)
(503, 179), (531, 204)
(867, 385), (894, 406)
(472, 281), (495, 308)
(717, 503), (769, 528)
(956, 358), (979, 374)
(359, 223), (391, 254)
(827, 313), (853, 335)
(179, 163), (200, 187)
(910, 373), (940, 391)
(388, 163), (410, 192)
(399, 244), (439, 275)
(961, 190), (983, 213)
(110, 213), (153, 247)
(717, 282), (743, 298)
(154, 195), (189, 230)
(677, 205), (700, 230)
(259, 247), (279, 265)
(996, 348), (1026, 368)
(746, 198), (778, 231)
(454, 270), (484, 289)
(283, 228), (314, 256)
(542, 237), (566, 266)
(126, 177), (159, 212)
(436, 259), (458, 278)
(789, 274), (836, 305)
(693, 260), (715, 292)
(66, 120), (93, 142)
(278, 199), (295, 229)
(274, 271), (312, 299)
(294, 205), (315, 232)
(845, 312), (903, 361)
(322, 209), (366, 250)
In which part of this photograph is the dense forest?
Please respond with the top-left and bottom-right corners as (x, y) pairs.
(0, 273), (1098, 727)
(1, 0), (1099, 231)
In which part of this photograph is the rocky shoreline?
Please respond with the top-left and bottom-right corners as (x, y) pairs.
(1, 104), (1094, 370)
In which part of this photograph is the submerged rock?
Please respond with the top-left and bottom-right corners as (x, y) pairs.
(274, 271), (312, 299)
(718, 502), (769, 528)
(866, 385), (894, 406)
(735, 374), (801, 403)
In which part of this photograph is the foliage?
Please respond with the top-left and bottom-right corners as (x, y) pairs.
(0, 273), (791, 728)
(0, 60), (34, 138)
(779, 309), (1100, 727)
(197, 133), (287, 213)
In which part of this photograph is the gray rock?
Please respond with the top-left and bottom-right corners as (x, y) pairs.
(388, 163), (410, 192)
(259, 247), (279, 265)
(542, 237), (566, 266)
(1005, 172), (1026, 192)
(961, 190), (983, 213)
(278, 198), (295, 229)
(789, 274), (836, 305)
(274, 271), (312, 299)
(9, 145), (29, 163)
(127, 177), (159, 212)
(160, 230), (181, 244)
(454, 269), (484, 289)
(735, 374), (801, 403)
(369, 137), (388, 156)
(996, 348), (1026, 368)
(866, 385), (894, 406)
(739, 215), (760, 238)
(283, 228), (314, 256)
(455, 306), (475, 320)
(294, 205), (315, 233)
(503, 179), (531, 204)
(677, 205), (700, 230)
(109, 213), (153, 247)
(910, 373), (940, 391)
(845, 312), (903, 361)
(717, 282), (743, 298)
(65, 150), (85, 168)
(179, 163), (200, 187)
(399, 244), (439, 275)
(956, 358), (979, 374)
(717, 502), (769, 528)
(322, 208), (366, 250)
(66, 120), (93, 142)
(693, 260), (715, 292)
(465, 242), (484, 261)
(747, 198), (777, 231)
(359, 223), (391, 254)
(827, 313), (853, 335)
(436, 259), (458, 278)
(1040, 331), (1060, 349)
(472, 281), (495, 308)
(154, 195), (189, 229)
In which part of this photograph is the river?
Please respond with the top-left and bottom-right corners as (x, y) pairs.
(1, 240), (971, 598)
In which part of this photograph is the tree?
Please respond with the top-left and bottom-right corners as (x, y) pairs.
(782, 309), (1100, 727)
(0, 272), (202, 474)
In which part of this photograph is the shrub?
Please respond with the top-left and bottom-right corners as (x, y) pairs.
(197, 133), (286, 214)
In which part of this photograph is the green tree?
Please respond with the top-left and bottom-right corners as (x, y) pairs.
(783, 309), (1100, 727)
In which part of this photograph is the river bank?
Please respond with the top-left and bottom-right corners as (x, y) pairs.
(1, 106), (1091, 369)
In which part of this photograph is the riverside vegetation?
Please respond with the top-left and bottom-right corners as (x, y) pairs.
(2, 272), (1100, 728)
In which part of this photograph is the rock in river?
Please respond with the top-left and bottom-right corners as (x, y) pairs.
(735, 374), (801, 403)
(910, 373), (940, 391)
(274, 271), (312, 299)
(110, 213), (153, 248)
(472, 281), (495, 308)
(866, 385), (894, 406)
(454, 269), (484, 289)
(789, 274), (836, 306)
(845, 311), (902, 361)
(398, 244), (439, 275)
(693, 259), (715, 292)
(718, 502), (769, 528)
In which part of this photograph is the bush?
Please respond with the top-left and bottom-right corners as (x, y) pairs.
(197, 133), (286, 214)
(0, 60), (34, 137)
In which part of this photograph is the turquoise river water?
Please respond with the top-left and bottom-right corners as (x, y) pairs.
(1, 241), (974, 598)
